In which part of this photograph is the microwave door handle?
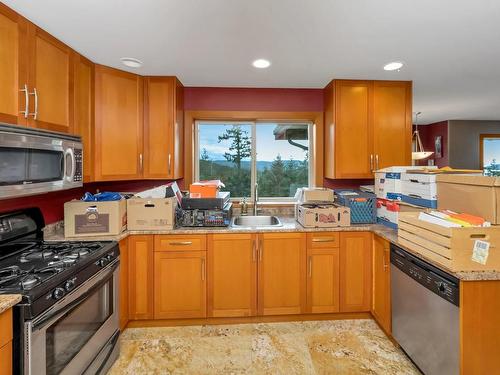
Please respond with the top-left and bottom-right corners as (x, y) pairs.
(64, 148), (75, 181)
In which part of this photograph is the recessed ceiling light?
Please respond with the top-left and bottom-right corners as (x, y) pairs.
(252, 59), (271, 69)
(383, 61), (404, 71)
(120, 57), (143, 68)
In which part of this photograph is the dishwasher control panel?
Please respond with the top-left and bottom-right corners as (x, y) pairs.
(391, 245), (460, 306)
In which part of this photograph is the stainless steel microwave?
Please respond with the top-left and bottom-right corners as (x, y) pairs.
(0, 123), (83, 199)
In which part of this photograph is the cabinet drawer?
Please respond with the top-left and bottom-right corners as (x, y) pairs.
(0, 308), (12, 347)
(154, 235), (207, 252)
(307, 233), (340, 248)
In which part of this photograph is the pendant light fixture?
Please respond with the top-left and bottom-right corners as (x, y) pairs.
(412, 111), (434, 160)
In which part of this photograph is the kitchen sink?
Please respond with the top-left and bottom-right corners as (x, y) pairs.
(231, 215), (283, 227)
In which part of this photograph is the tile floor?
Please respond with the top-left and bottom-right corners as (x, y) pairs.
(108, 319), (421, 374)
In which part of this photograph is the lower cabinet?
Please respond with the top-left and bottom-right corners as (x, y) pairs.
(119, 238), (129, 330)
(0, 308), (13, 375)
(339, 232), (373, 312)
(372, 235), (391, 334)
(258, 232), (307, 315)
(207, 233), (257, 317)
(128, 235), (154, 320)
(154, 251), (206, 319)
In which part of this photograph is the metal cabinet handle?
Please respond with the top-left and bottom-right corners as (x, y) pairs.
(168, 153), (172, 175)
(375, 154), (379, 171)
(312, 237), (336, 243)
(383, 251), (389, 271)
(308, 256), (312, 278)
(169, 241), (192, 246)
(139, 153), (143, 172)
(19, 84), (29, 118)
(252, 239), (257, 262)
(259, 239), (263, 262)
(370, 154), (374, 172)
(29, 88), (38, 120)
(201, 258), (205, 280)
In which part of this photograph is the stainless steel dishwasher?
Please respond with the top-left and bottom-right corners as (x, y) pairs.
(391, 244), (460, 375)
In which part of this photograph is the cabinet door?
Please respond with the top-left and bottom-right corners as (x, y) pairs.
(258, 233), (306, 316)
(173, 78), (184, 179)
(154, 251), (206, 319)
(372, 235), (391, 334)
(144, 77), (175, 179)
(128, 235), (153, 320)
(74, 55), (94, 182)
(306, 248), (340, 313)
(27, 25), (74, 133)
(339, 232), (372, 312)
(373, 81), (412, 169)
(119, 238), (129, 330)
(0, 343), (12, 375)
(0, 4), (28, 125)
(94, 65), (143, 181)
(335, 80), (373, 178)
(208, 234), (257, 317)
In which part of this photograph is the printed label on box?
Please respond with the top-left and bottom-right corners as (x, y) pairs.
(471, 240), (490, 265)
(75, 213), (110, 234)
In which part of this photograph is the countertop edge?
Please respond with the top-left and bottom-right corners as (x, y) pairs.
(0, 294), (22, 314)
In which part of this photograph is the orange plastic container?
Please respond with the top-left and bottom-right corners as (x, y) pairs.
(189, 184), (219, 198)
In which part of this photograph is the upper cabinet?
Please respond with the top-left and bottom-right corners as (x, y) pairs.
(0, 4), (28, 125)
(94, 65), (144, 181)
(0, 4), (74, 132)
(73, 54), (94, 182)
(144, 77), (184, 179)
(27, 26), (74, 133)
(324, 79), (412, 179)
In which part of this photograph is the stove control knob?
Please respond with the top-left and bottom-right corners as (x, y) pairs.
(64, 279), (76, 292)
(438, 282), (446, 293)
(98, 258), (108, 267)
(106, 254), (114, 261)
(53, 287), (65, 300)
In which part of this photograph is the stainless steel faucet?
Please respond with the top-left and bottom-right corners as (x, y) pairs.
(253, 183), (259, 216)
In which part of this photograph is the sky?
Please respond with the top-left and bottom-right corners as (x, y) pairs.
(198, 123), (309, 162)
(483, 138), (500, 166)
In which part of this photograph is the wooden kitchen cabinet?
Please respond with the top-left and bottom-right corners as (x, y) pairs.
(128, 235), (154, 320)
(0, 4), (28, 126)
(94, 65), (144, 181)
(207, 233), (258, 317)
(0, 308), (13, 375)
(306, 247), (340, 314)
(372, 235), (391, 334)
(324, 79), (412, 178)
(74, 54), (94, 182)
(339, 232), (372, 312)
(119, 238), (129, 331)
(154, 251), (207, 319)
(373, 81), (412, 169)
(26, 25), (74, 133)
(258, 232), (307, 316)
(144, 77), (184, 179)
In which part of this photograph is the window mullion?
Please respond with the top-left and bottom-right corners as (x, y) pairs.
(250, 122), (257, 202)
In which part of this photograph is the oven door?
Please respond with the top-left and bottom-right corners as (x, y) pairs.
(0, 128), (82, 199)
(26, 260), (119, 375)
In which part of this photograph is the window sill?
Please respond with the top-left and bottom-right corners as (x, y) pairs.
(232, 200), (295, 208)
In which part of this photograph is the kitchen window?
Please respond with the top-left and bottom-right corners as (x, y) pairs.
(480, 134), (500, 176)
(194, 121), (313, 200)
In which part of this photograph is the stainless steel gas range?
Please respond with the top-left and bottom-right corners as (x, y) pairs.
(0, 208), (120, 375)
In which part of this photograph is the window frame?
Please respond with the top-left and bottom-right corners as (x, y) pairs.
(194, 120), (314, 202)
(479, 133), (500, 171)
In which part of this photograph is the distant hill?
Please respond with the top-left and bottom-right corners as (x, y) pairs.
(205, 159), (304, 171)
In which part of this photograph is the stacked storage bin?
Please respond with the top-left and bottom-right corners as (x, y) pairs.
(335, 190), (377, 224)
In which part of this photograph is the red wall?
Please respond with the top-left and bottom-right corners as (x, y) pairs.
(414, 121), (449, 168)
(184, 87), (324, 112)
(0, 179), (177, 224)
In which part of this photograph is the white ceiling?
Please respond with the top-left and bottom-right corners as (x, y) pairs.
(5, 0), (500, 124)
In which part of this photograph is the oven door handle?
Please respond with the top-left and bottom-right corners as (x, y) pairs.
(32, 260), (118, 331)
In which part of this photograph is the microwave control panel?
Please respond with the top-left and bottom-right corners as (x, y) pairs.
(73, 149), (83, 182)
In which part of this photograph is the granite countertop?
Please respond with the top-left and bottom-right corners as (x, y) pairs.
(43, 218), (500, 281)
(0, 294), (22, 315)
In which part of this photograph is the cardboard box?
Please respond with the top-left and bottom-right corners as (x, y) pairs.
(376, 198), (424, 229)
(398, 212), (500, 272)
(437, 175), (500, 224)
(64, 199), (127, 238)
(127, 197), (177, 231)
(296, 204), (350, 228)
(189, 180), (225, 198)
(401, 173), (438, 208)
(375, 166), (437, 200)
(295, 187), (334, 203)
